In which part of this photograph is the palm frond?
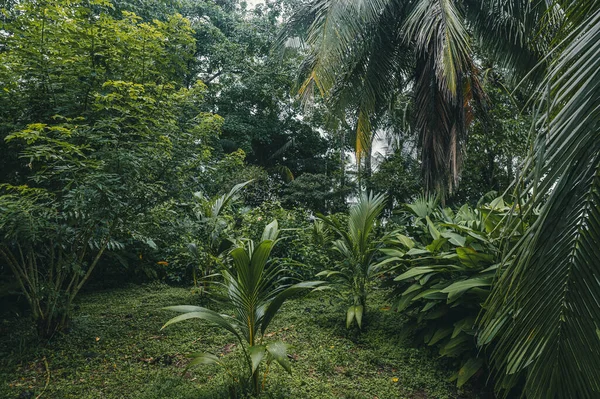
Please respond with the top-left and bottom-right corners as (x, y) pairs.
(481, 7), (600, 398)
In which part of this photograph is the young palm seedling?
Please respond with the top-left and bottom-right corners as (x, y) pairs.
(162, 220), (322, 396)
(316, 192), (387, 329)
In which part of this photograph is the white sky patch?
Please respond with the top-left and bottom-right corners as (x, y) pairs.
(246, 0), (266, 7)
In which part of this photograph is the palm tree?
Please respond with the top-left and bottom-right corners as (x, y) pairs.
(277, 0), (546, 197)
(163, 220), (323, 395)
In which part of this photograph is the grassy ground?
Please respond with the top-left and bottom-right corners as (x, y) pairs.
(0, 283), (482, 399)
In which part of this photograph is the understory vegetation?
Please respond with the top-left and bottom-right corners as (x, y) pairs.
(1, 0), (599, 398)
(0, 283), (481, 399)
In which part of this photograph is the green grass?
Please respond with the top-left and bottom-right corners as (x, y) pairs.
(0, 283), (482, 398)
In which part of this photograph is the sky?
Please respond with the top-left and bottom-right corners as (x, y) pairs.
(246, 0), (265, 7)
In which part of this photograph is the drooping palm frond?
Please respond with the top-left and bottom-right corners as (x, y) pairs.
(278, 0), (488, 196)
(404, 0), (486, 195)
(280, 0), (411, 163)
(480, 6), (600, 398)
(464, 0), (552, 81)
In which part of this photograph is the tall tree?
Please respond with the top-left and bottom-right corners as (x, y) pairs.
(278, 0), (547, 197)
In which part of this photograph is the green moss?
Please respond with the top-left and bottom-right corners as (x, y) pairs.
(0, 283), (481, 398)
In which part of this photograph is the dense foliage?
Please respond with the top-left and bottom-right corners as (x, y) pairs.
(1, 0), (599, 398)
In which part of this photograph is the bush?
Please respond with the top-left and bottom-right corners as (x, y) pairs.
(385, 196), (530, 387)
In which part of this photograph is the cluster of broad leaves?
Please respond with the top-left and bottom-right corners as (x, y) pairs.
(385, 195), (532, 387)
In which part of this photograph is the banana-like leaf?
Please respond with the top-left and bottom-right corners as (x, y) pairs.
(452, 317), (475, 339)
(426, 216), (441, 240)
(395, 266), (435, 281)
(266, 341), (292, 374)
(456, 247), (494, 268)
(441, 231), (466, 247)
(428, 326), (453, 345)
(396, 234), (415, 249)
(426, 237), (448, 252)
(457, 357), (484, 387)
(440, 334), (471, 357)
(406, 248), (430, 256)
(249, 345), (266, 373)
(441, 276), (492, 302)
(379, 248), (405, 258)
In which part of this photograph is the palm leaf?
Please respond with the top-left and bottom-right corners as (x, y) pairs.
(481, 7), (600, 398)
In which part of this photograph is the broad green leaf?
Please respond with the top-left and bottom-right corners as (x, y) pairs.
(249, 345), (266, 373)
(379, 248), (405, 258)
(456, 247), (494, 268)
(426, 216), (441, 240)
(440, 334), (471, 357)
(441, 277), (492, 302)
(452, 317), (476, 339)
(428, 326), (453, 345)
(413, 288), (445, 301)
(395, 267), (434, 281)
(266, 341), (291, 374)
(426, 237), (448, 252)
(407, 247), (431, 256)
(162, 308), (242, 343)
(261, 219), (279, 242)
(396, 234), (415, 249)
(354, 305), (363, 328)
(441, 231), (466, 247)
(421, 300), (439, 313)
(346, 305), (356, 329)
(403, 283), (424, 296)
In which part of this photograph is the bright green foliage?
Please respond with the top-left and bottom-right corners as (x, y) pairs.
(0, 0), (217, 336)
(236, 200), (332, 279)
(388, 196), (529, 387)
(163, 221), (322, 396)
(316, 192), (387, 329)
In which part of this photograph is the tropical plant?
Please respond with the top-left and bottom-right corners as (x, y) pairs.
(162, 220), (322, 396)
(316, 192), (387, 328)
(0, 132), (122, 336)
(479, 3), (600, 398)
(277, 0), (549, 196)
(388, 196), (527, 387)
(187, 180), (252, 294)
(0, 0), (214, 336)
